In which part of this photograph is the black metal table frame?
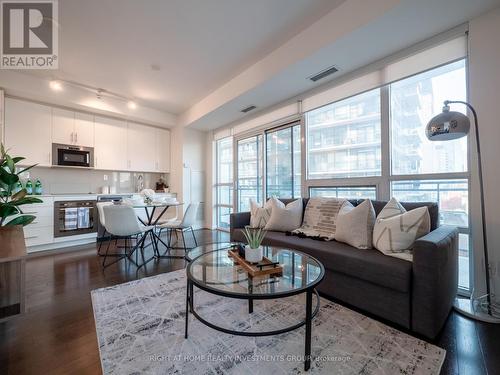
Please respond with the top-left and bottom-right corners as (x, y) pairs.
(184, 250), (325, 371)
(136, 204), (184, 262)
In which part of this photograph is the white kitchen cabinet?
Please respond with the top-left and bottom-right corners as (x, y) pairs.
(52, 108), (94, 147)
(4, 98), (52, 166)
(156, 128), (171, 173)
(127, 122), (156, 172)
(94, 116), (128, 171)
(18, 197), (54, 250)
(52, 108), (75, 145)
(74, 112), (95, 147)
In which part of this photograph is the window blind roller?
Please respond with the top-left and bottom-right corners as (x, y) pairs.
(303, 35), (467, 112)
(213, 127), (232, 141)
(232, 102), (299, 136)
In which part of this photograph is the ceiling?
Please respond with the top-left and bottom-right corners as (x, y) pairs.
(183, 0), (500, 130)
(16, 0), (500, 130)
(28, 0), (344, 114)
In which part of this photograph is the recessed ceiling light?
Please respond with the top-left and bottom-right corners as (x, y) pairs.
(127, 100), (137, 110)
(49, 80), (63, 91)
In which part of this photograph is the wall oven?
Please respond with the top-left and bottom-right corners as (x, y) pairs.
(54, 200), (97, 238)
(52, 143), (94, 168)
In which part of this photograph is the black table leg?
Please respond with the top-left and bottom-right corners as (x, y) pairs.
(185, 279), (190, 339)
(248, 277), (253, 313)
(304, 288), (313, 371)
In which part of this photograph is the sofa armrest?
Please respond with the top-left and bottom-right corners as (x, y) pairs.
(412, 225), (459, 339)
(230, 212), (251, 240)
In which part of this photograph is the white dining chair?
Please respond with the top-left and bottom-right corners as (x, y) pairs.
(157, 202), (199, 253)
(102, 204), (157, 269)
(96, 202), (113, 256)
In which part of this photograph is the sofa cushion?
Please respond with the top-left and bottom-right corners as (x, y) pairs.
(359, 200), (439, 231)
(232, 229), (412, 293)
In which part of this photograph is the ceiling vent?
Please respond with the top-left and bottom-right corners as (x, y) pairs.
(241, 105), (256, 113)
(309, 65), (339, 82)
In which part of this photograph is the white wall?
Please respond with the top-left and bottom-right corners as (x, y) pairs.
(468, 6), (500, 300)
(169, 125), (209, 229)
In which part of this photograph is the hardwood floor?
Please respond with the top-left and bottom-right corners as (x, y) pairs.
(0, 229), (499, 374)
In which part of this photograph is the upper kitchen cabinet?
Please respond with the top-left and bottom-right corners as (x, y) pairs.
(156, 128), (171, 173)
(51, 108), (75, 145)
(4, 98), (52, 166)
(127, 122), (156, 172)
(94, 116), (128, 171)
(52, 109), (94, 147)
(74, 112), (95, 147)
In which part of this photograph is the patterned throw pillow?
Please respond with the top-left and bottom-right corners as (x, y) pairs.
(292, 197), (346, 241)
(373, 198), (430, 261)
(249, 199), (272, 228)
(335, 199), (376, 249)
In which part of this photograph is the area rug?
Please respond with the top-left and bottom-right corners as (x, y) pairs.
(91, 269), (445, 374)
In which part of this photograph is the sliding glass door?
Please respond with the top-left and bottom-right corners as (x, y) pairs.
(266, 124), (301, 198)
(237, 135), (263, 211)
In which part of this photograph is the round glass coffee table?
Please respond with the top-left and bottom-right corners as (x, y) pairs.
(185, 246), (325, 371)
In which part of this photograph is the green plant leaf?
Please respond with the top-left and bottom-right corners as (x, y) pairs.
(0, 167), (19, 186)
(5, 214), (35, 226)
(9, 197), (43, 206)
(12, 157), (25, 164)
(0, 204), (19, 217)
(5, 155), (15, 172)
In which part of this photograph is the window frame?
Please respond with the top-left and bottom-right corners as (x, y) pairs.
(214, 136), (234, 231)
(264, 121), (301, 199)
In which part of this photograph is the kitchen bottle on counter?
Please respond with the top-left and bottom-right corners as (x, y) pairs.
(13, 181), (23, 194)
(25, 179), (33, 195)
(34, 179), (43, 195)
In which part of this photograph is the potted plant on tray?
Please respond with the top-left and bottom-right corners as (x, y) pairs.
(0, 143), (42, 253)
(242, 226), (266, 263)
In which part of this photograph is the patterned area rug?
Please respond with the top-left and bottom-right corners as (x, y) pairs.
(91, 269), (445, 374)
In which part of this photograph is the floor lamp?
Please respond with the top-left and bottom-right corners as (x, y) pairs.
(426, 100), (500, 323)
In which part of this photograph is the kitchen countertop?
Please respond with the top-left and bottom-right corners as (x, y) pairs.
(27, 192), (176, 198)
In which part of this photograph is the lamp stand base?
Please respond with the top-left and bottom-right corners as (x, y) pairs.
(454, 296), (500, 323)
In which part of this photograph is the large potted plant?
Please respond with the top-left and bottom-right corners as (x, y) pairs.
(0, 144), (42, 252)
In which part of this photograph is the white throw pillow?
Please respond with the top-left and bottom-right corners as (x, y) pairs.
(335, 199), (376, 249)
(249, 199), (272, 228)
(264, 198), (303, 232)
(373, 198), (430, 260)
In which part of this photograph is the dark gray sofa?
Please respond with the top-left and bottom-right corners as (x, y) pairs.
(230, 198), (458, 339)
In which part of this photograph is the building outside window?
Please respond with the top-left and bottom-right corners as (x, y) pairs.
(309, 186), (377, 200)
(306, 88), (381, 179)
(389, 59), (469, 289)
(266, 123), (301, 199)
(214, 137), (233, 230)
(237, 135), (263, 211)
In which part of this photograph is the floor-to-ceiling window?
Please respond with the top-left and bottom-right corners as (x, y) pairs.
(266, 123), (301, 198)
(214, 137), (233, 230)
(218, 54), (469, 292)
(389, 60), (469, 289)
(237, 135), (263, 211)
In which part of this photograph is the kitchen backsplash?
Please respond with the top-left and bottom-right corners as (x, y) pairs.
(18, 167), (169, 195)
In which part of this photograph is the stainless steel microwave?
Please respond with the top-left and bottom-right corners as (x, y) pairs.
(52, 143), (94, 168)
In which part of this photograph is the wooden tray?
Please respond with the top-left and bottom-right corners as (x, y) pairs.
(228, 249), (283, 278)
